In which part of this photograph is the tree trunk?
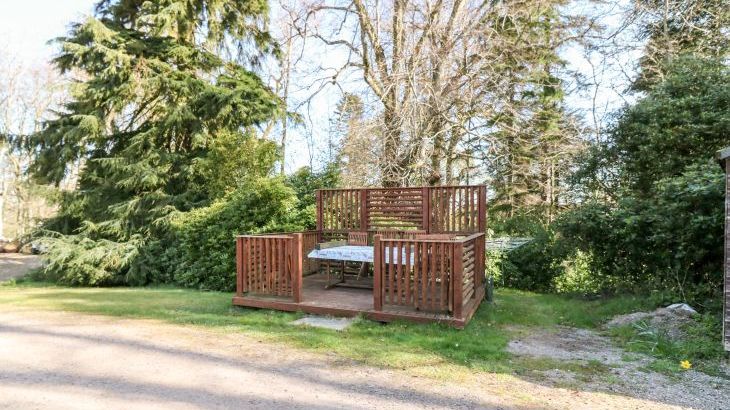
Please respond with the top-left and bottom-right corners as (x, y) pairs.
(381, 103), (402, 187)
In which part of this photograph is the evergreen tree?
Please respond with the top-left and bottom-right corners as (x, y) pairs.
(632, 0), (729, 91)
(30, 0), (281, 284)
(488, 1), (579, 223)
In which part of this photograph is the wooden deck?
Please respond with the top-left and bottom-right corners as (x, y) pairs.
(232, 273), (484, 328)
(234, 185), (487, 328)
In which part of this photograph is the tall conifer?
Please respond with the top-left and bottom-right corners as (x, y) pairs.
(30, 0), (281, 284)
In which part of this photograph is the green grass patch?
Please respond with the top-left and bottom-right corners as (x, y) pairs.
(0, 281), (664, 378)
(608, 314), (727, 376)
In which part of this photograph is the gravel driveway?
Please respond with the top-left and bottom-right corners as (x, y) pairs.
(0, 310), (690, 409)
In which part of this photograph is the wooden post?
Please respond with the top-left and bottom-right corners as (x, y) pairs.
(374, 234), (383, 311)
(316, 190), (323, 241)
(360, 189), (368, 232)
(724, 157), (730, 350)
(292, 233), (303, 303)
(478, 185), (487, 233)
(236, 236), (244, 297)
(290, 233), (304, 303)
(452, 241), (464, 319)
(477, 234), (485, 289)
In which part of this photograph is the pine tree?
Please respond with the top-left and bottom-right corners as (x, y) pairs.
(488, 1), (579, 223)
(632, 0), (729, 91)
(30, 0), (281, 284)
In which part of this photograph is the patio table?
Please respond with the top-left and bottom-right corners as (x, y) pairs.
(307, 245), (416, 289)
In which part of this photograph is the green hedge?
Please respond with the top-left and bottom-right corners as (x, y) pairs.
(129, 177), (309, 290)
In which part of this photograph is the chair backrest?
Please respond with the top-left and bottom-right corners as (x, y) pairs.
(373, 230), (427, 240)
(400, 230), (427, 239)
(347, 231), (368, 246)
(412, 233), (457, 240)
(373, 230), (403, 240)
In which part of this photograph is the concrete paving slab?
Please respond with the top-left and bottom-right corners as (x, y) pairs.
(290, 316), (354, 331)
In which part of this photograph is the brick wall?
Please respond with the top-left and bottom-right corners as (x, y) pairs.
(725, 158), (730, 350)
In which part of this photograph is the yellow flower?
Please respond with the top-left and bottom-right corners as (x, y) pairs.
(680, 360), (692, 370)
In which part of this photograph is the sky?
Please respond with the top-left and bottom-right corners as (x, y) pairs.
(0, 0), (637, 175)
(0, 0), (318, 172)
(0, 0), (96, 63)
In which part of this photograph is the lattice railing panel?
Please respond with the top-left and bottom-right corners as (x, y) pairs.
(430, 186), (484, 234)
(316, 185), (486, 237)
(236, 234), (303, 302)
(367, 188), (424, 231)
(318, 189), (362, 233)
(374, 238), (454, 313)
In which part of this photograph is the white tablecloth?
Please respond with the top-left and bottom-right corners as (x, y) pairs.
(307, 245), (415, 264)
(307, 246), (374, 263)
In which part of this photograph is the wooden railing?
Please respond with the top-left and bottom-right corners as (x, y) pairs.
(300, 231), (320, 275)
(453, 233), (485, 318)
(430, 186), (486, 234)
(373, 232), (486, 317)
(236, 233), (303, 302)
(316, 185), (486, 237)
(235, 229), (485, 321)
(373, 236), (454, 312)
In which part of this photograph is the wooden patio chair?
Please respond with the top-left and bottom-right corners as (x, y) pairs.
(373, 229), (427, 240)
(412, 233), (457, 240)
(373, 230), (403, 240)
(347, 231), (368, 245)
(346, 231), (369, 280)
(401, 230), (427, 239)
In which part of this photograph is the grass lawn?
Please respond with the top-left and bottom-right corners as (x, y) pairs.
(0, 279), (665, 379)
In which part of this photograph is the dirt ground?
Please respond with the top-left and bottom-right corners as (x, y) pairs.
(507, 326), (730, 409)
(0, 309), (720, 410)
(0, 253), (42, 281)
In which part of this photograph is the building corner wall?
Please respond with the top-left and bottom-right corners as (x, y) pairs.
(724, 158), (730, 351)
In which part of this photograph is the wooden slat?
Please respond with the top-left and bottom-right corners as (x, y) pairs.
(430, 242), (436, 310)
(388, 242), (395, 304)
(403, 241), (413, 305)
(236, 237), (243, 296)
(453, 242), (464, 319)
(420, 241), (427, 310)
(397, 243), (403, 304)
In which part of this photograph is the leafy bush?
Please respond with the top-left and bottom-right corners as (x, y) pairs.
(500, 226), (564, 292)
(35, 177), (306, 291)
(559, 162), (724, 306)
(131, 177), (306, 291)
(499, 161), (724, 308)
(284, 163), (340, 230)
(552, 251), (604, 295)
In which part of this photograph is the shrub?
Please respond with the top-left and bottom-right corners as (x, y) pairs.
(558, 162), (724, 305)
(500, 226), (564, 292)
(131, 177), (306, 291)
(284, 164), (340, 230)
(33, 233), (143, 286)
(498, 162), (724, 307)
